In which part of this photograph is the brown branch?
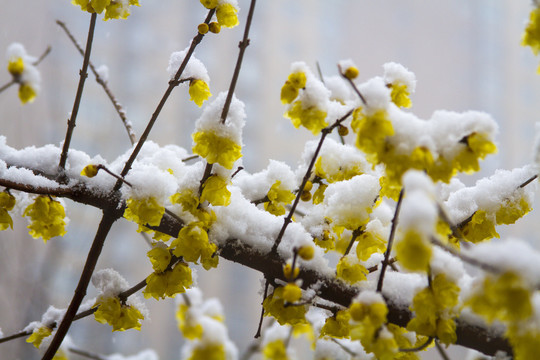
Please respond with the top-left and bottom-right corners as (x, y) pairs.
(68, 347), (105, 360)
(376, 188), (404, 293)
(56, 20), (136, 145)
(58, 13), (98, 177)
(116, 9), (215, 191)
(338, 64), (367, 105)
(399, 336), (433, 352)
(33, 46), (52, 67)
(220, 0), (257, 124)
(42, 207), (121, 360)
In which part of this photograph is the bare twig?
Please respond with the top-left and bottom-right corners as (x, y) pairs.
(68, 347), (105, 360)
(338, 64), (367, 105)
(434, 339), (452, 360)
(254, 279), (270, 338)
(33, 46), (52, 66)
(58, 13), (98, 177)
(0, 80), (16, 94)
(42, 207), (121, 360)
(376, 189), (404, 293)
(399, 336), (434, 352)
(56, 20), (136, 145)
(116, 9), (215, 191)
(220, 0), (257, 124)
(430, 237), (500, 273)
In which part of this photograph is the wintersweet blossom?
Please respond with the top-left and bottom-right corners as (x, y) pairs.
(0, 191), (16, 230)
(93, 296), (144, 331)
(143, 262), (193, 299)
(192, 131), (242, 170)
(263, 286), (307, 326)
(6, 43), (40, 104)
(26, 326), (53, 348)
(23, 195), (67, 242)
(71, 0), (140, 20)
(216, 2), (239, 28)
(189, 79), (212, 107)
(200, 174), (231, 206)
(123, 197), (165, 231)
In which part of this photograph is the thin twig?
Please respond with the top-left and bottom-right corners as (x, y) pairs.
(376, 189), (404, 293)
(58, 13), (97, 177)
(0, 80), (16, 94)
(56, 20), (136, 145)
(342, 227), (364, 257)
(430, 237), (500, 273)
(270, 109), (354, 254)
(68, 347), (105, 360)
(42, 208), (120, 360)
(254, 279), (270, 338)
(220, 0), (257, 124)
(330, 338), (357, 356)
(399, 336), (434, 352)
(434, 339), (452, 360)
(182, 154), (199, 162)
(338, 64), (367, 105)
(33, 46), (52, 66)
(116, 9), (215, 191)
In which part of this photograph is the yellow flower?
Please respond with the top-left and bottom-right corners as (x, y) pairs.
(466, 271), (532, 324)
(336, 255), (368, 284)
(280, 81), (299, 104)
(264, 180), (295, 216)
(200, 0), (218, 9)
(23, 195), (67, 242)
(285, 100), (328, 135)
(353, 108), (394, 162)
(93, 296), (144, 331)
(453, 132), (497, 174)
(263, 339), (289, 360)
(343, 66), (359, 80)
(395, 230), (432, 272)
(18, 83), (37, 104)
(216, 3), (239, 28)
(282, 283), (302, 303)
(0, 191), (16, 231)
(189, 79), (212, 107)
(143, 262), (193, 299)
(522, 7), (540, 55)
(124, 197), (165, 231)
(507, 326), (540, 360)
(170, 223), (218, 270)
(176, 304), (204, 339)
(72, 0), (140, 19)
(170, 190), (217, 228)
(495, 197), (531, 225)
(356, 230), (386, 261)
(349, 298), (392, 357)
(147, 245), (172, 273)
(389, 83), (412, 108)
(26, 326), (53, 348)
(312, 183), (327, 204)
(407, 274), (460, 345)
(188, 344), (226, 360)
(200, 175), (231, 206)
(192, 130), (242, 170)
(320, 310), (351, 339)
(314, 155), (363, 183)
(460, 210), (499, 243)
(7, 56), (24, 76)
(263, 286), (307, 326)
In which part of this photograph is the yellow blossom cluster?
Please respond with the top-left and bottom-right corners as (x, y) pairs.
(263, 180), (295, 216)
(93, 296), (144, 331)
(192, 130), (242, 170)
(199, 0), (240, 28)
(0, 191), (16, 230)
(71, 0), (140, 20)
(23, 195), (67, 242)
(6, 43), (40, 104)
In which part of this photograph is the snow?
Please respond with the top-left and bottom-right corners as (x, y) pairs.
(167, 48), (210, 83)
(96, 64), (109, 83)
(107, 349), (159, 360)
(194, 92), (246, 144)
(383, 62), (416, 92)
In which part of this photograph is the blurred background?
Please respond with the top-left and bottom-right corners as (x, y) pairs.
(1, 1), (540, 359)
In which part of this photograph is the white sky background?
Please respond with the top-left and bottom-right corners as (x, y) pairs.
(1, 1), (540, 359)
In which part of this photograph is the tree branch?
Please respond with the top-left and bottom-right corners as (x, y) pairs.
(58, 13), (97, 177)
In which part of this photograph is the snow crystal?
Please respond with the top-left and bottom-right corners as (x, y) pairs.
(358, 77), (390, 113)
(399, 171), (438, 234)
